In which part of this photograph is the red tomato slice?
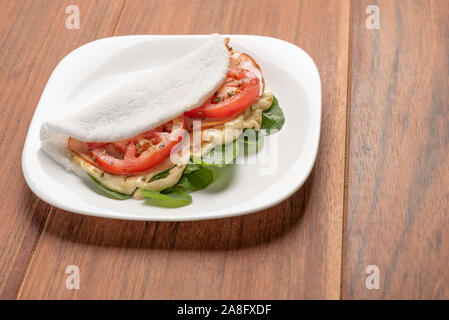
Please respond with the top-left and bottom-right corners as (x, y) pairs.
(229, 52), (264, 96)
(184, 67), (260, 119)
(69, 116), (185, 176)
(68, 136), (97, 165)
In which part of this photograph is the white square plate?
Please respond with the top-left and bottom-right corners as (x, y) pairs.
(22, 35), (321, 221)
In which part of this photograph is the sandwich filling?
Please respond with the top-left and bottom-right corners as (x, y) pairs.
(72, 87), (273, 199)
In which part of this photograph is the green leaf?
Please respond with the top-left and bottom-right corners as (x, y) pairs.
(183, 163), (202, 174)
(151, 167), (172, 181)
(176, 164), (214, 192)
(201, 140), (239, 167)
(239, 128), (265, 154)
(88, 174), (132, 200)
(261, 96), (285, 135)
(140, 188), (192, 208)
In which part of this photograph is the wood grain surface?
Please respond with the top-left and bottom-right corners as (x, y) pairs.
(16, 0), (350, 299)
(0, 0), (125, 299)
(1, 0), (447, 300)
(343, 0), (449, 299)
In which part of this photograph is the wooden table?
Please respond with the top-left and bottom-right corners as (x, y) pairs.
(1, 0), (448, 300)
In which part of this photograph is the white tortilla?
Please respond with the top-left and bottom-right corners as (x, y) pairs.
(40, 34), (229, 174)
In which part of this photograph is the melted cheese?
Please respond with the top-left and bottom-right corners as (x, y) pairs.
(73, 153), (187, 199)
(196, 87), (273, 156)
(74, 87), (273, 199)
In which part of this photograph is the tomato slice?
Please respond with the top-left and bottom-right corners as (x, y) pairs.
(69, 116), (185, 176)
(230, 52), (264, 96)
(68, 136), (97, 165)
(184, 67), (260, 119)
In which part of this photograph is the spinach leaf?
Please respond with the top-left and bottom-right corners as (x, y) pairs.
(88, 174), (132, 200)
(140, 188), (192, 208)
(151, 167), (172, 181)
(261, 96), (285, 135)
(176, 163), (214, 192)
(201, 140), (239, 167)
(239, 128), (264, 154)
(183, 163), (202, 174)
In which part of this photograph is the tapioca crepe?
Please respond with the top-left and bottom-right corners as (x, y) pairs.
(40, 34), (229, 174)
(37, 33), (285, 206)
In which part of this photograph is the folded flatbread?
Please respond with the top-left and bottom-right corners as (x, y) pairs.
(40, 34), (229, 175)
